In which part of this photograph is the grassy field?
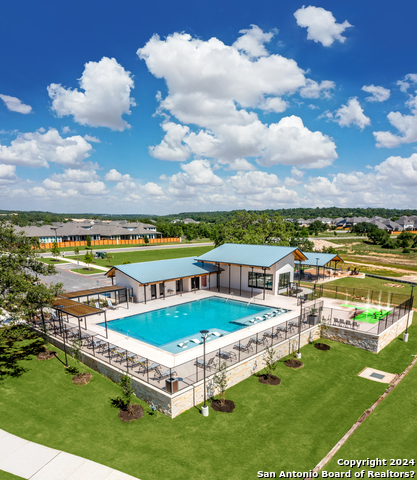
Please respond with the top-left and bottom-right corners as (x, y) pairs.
(0, 471), (25, 479)
(71, 267), (105, 275)
(329, 238), (417, 277)
(1, 315), (417, 480)
(324, 276), (415, 297)
(38, 238), (212, 253)
(37, 257), (70, 265)
(67, 245), (214, 267)
(325, 359), (417, 475)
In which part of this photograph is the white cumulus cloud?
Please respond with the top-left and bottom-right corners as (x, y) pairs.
(334, 97), (370, 129)
(0, 94), (32, 114)
(362, 85), (390, 102)
(299, 79), (335, 99)
(294, 6), (352, 47)
(105, 169), (132, 182)
(0, 164), (18, 184)
(0, 128), (93, 168)
(48, 57), (135, 131)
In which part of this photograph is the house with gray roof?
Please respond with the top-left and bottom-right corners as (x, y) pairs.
(106, 243), (308, 302)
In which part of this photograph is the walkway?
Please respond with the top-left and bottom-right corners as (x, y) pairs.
(0, 429), (139, 479)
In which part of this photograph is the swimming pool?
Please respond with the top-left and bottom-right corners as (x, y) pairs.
(99, 297), (288, 353)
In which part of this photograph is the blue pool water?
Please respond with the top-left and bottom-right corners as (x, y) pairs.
(99, 297), (287, 353)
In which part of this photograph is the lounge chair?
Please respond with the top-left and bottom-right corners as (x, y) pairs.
(130, 357), (148, 372)
(250, 336), (263, 345)
(154, 366), (177, 383)
(194, 357), (216, 371)
(211, 331), (223, 337)
(106, 299), (117, 310)
(88, 338), (107, 350)
(216, 350), (236, 361)
(94, 302), (102, 314)
(233, 342), (252, 353)
(190, 338), (201, 344)
(333, 318), (339, 326)
(177, 341), (189, 348)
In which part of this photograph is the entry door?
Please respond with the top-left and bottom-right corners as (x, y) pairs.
(176, 279), (183, 292)
(151, 284), (156, 299)
(159, 283), (164, 297)
(191, 277), (200, 290)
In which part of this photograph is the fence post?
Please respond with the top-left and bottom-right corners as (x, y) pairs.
(335, 286), (338, 299)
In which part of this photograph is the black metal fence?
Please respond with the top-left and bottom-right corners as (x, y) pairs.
(34, 303), (322, 396)
(319, 284), (410, 308)
(320, 297), (412, 335)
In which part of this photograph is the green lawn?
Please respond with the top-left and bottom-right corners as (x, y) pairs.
(1, 316), (417, 480)
(323, 276), (415, 307)
(37, 257), (70, 265)
(0, 471), (25, 479)
(325, 357), (417, 475)
(71, 267), (105, 275)
(68, 245), (214, 267)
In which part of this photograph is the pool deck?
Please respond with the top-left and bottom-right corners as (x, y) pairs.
(58, 289), (392, 370)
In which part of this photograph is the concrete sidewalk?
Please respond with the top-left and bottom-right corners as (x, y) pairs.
(0, 429), (139, 480)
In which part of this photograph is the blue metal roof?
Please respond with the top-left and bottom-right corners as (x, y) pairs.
(196, 243), (306, 268)
(299, 251), (343, 267)
(110, 257), (219, 284)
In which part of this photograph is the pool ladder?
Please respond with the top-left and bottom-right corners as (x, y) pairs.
(225, 292), (234, 302)
(126, 330), (131, 340)
(247, 297), (254, 306)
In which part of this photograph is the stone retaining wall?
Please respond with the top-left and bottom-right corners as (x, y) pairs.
(322, 313), (411, 353)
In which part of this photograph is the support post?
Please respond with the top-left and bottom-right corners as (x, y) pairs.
(104, 311), (108, 339)
(228, 264), (231, 295)
(239, 265), (242, 296)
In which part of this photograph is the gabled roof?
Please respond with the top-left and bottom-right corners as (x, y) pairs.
(106, 257), (219, 284)
(196, 243), (306, 268)
(299, 251), (344, 267)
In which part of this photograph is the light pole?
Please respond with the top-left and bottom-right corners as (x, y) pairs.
(200, 329), (210, 416)
(297, 297), (306, 359)
(57, 305), (69, 367)
(404, 285), (414, 342)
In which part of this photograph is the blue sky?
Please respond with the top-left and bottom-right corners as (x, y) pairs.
(0, 0), (416, 214)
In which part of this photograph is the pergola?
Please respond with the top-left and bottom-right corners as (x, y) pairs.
(52, 297), (109, 338)
(59, 285), (130, 308)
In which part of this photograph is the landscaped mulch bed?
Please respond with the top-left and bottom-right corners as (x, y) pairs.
(210, 399), (236, 413)
(37, 350), (56, 360)
(72, 373), (92, 385)
(258, 374), (281, 385)
(118, 404), (144, 422)
(284, 359), (304, 369)
(314, 343), (331, 351)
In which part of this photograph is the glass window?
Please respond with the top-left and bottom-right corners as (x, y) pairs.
(278, 272), (290, 290)
(248, 272), (273, 290)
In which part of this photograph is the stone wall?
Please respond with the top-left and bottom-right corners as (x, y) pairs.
(170, 326), (320, 417)
(322, 313), (411, 353)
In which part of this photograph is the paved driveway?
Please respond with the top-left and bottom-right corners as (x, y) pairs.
(39, 262), (111, 292)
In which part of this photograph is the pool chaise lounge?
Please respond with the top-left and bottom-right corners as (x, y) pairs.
(194, 357), (216, 371)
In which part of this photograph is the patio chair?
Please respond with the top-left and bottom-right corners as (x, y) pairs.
(233, 342), (252, 353)
(333, 318), (339, 326)
(194, 357), (216, 371)
(94, 302), (102, 314)
(250, 336), (263, 345)
(88, 338), (107, 350)
(106, 298), (117, 310)
(154, 366), (177, 383)
(338, 319), (345, 327)
(216, 350), (236, 362)
(130, 357), (148, 372)
(353, 321), (360, 329)
(345, 320), (352, 328)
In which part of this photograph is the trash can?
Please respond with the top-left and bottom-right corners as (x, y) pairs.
(166, 377), (178, 394)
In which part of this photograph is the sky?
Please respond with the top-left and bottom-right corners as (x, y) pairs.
(0, 0), (416, 215)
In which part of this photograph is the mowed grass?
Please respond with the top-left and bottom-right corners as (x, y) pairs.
(1, 316), (417, 480)
(68, 245), (214, 267)
(325, 357), (417, 474)
(0, 471), (25, 479)
(70, 267), (105, 275)
(37, 257), (70, 265)
(325, 276), (415, 298)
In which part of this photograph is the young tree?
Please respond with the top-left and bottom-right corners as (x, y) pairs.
(86, 235), (91, 248)
(83, 252), (93, 270)
(105, 252), (112, 265)
(0, 221), (63, 319)
(263, 345), (278, 379)
(73, 246), (80, 258)
(144, 234), (149, 244)
(119, 373), (134, 414)
(51, 241), (60, 261)
(213, 362), (228, 406)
